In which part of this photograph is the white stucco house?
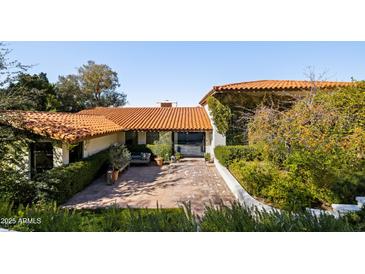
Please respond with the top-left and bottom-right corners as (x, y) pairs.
(1, 79), (352, 178)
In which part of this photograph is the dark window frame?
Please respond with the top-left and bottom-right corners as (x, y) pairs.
(30, 142), (54, 178)
(125, 131), (138, 145)
(69, 142), (84, 163)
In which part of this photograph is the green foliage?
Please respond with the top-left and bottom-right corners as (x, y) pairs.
(214, 145), (261, 167)
(56, 74), (87, 112)
(34, 150), (109, 204)
(207, 96), (232, 135)
(0, 200), (197, 232)
(175, 152), (182, 161)
(200, 202), (357, 232)
(147, 144), (172, 161)
(109, 144), (131, 170)
(263, 174), (314, 211)
(1, 199), (364, 232)
(229, 160), (279, 197)
(4, 73), (60, 111)
(157, 131), (172, 144)
(204, 152), (211, 161)
(57, 60), (127, 110)
(247, 84), (365, 207)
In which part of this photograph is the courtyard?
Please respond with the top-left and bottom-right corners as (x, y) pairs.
(64, 158), (235, 215)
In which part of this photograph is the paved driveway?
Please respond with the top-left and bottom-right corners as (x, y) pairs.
(64, 158), (235, 215)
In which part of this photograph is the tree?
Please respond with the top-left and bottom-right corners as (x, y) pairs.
(56, 61), (127, 111)
(4, 72), (60, 111)
(0, 43), (39, 205)
(0, 42), (31, 110)
(56, 74), (87, 112)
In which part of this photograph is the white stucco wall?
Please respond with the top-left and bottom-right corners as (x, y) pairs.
(53, 143), (69, 167)
(83, 133), (119, 158)
(117, 132), (125, 144)
(204, 104), (226, 155)
(205, 131), (212, 155)
(138, 132), (146, 144)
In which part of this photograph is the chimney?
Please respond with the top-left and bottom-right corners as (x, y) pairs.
(157, 100), (177, 107)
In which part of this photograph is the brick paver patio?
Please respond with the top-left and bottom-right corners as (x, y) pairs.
(64, 158), (235, 215)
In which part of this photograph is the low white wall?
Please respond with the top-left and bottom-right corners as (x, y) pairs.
(83, 133), (119, 158)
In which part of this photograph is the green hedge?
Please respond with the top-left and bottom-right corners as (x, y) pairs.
(214, 145), (261, 167)
(35, 150), (109, 204)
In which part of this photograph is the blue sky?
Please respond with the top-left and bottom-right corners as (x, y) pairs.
(7, 42), (365, 106)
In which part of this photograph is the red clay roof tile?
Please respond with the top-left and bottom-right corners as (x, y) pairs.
(199, 80), (354, 105)
(0, 111), (123, 143)
(78, 107), (212, 131)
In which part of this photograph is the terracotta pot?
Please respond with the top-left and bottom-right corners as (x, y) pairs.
(111, 170), (119, 182)
(155, 157), (164, 166)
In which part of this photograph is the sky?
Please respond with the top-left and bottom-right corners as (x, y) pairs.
(7, 42), (365, 106)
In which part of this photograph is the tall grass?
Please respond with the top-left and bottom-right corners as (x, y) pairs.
(1, 200), (363, 232)
(200, 202), (355, 232)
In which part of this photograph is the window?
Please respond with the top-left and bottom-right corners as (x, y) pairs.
(69, 142), (83, 163)
(30, 142), (54, 178)
(177, 132), (205, 145)
(125, 131), (138, 145)
(146, 132), (159, 144)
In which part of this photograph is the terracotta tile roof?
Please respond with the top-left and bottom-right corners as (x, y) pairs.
(78, 107), (212, 131)
(0, 111), (123, 143)
(199, 80), (354, 105)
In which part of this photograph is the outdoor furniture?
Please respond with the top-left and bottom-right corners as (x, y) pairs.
(130, 152), (151, 165)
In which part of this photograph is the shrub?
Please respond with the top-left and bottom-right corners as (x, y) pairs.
(35, 150), (109, 204)
(204, 152), (211, 162)
(175, 152), (182, 161)
(229, 160), (279, 197)
(109, 144), (131, 170)
(247, 85), (365, 206)
(147, 144), (172, 162)
(263, 174), (314, 211)
(214, 145), (261, 167)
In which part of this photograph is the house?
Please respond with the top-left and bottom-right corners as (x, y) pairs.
(0, 102), (212, 177)
(0, 80), (354, 177)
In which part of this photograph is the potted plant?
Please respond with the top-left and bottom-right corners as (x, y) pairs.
(175, 152), (182, 161)
(149, 143), (171, 166)
(204, 152), (213, 163)
(109, 144), (131, 183)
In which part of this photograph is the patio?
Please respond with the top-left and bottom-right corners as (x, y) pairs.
(64, 158), (235, 215)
